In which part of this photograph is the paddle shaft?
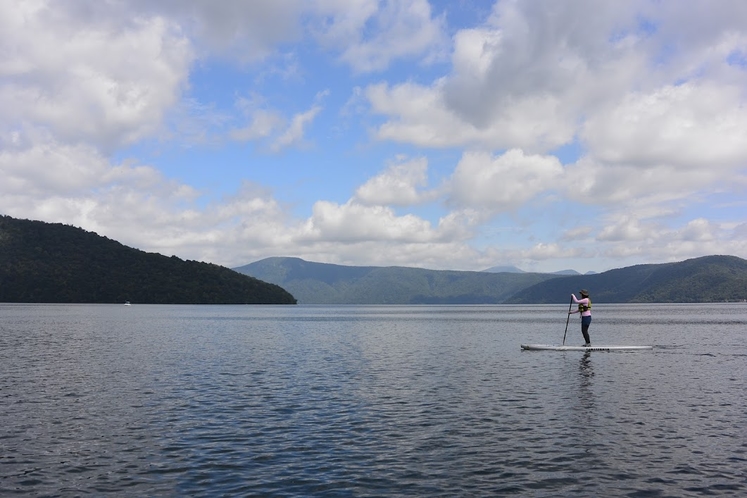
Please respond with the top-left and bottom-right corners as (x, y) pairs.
(562, 296), (573, 345)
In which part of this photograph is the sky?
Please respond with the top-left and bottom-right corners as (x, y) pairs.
(2, 0), (747, 274)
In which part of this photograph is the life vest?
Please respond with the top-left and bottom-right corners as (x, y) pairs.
(578, 298), (591, 313)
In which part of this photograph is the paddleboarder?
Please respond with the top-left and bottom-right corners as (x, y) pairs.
(569, 289), (592, 346)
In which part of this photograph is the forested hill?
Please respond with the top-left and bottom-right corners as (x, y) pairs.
(236, 255), (747, 304)
(234, 257), (561, 304)
(0, 215), (296, 304)
(504, 255), (747, 303)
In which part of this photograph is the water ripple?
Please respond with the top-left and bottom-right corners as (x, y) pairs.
(0, 304), (745, 496)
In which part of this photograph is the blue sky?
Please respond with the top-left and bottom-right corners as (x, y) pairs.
(2, 0), (746, 273)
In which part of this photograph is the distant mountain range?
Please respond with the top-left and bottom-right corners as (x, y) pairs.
(0, 215), (296, 304)
(483, 265), (591, 276)
(482, 265), (527, 273)
(234, 257), (559, 304)
(235, 255), (747, 304)
(3, 214), (745, 305)
(504, 255), (747, 304)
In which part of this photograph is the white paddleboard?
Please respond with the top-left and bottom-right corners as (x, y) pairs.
(521, 344), (653, 352)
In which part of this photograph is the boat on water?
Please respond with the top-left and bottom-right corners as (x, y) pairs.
(124, 301), (131, 306)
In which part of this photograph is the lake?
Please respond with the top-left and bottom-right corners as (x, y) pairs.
(1, 303), (746, 496)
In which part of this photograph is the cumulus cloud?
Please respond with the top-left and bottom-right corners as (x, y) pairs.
(2, 0), (746, 274)
(123, 0), (446, 71)
(583, 83), (747, 169)
(678, 218), (718, 242)
(354, 156), (434, 206)
(120, 0), (305, 62)
(367, 81), (575, 151)
(446, 149), (564, 212)
(593, 213), (747, 264)
(0, 134), (201, 245)
(301, 200), (438, 243)
(365, 1), (648, 151)
(312, 0), (447, 72)
(523, 242), (574, 261)
(597, 216), (654, 243)
(0, 1), (193, 151)
(367, 0), (747, 165)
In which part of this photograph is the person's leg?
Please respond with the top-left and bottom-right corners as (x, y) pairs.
(581, 316), (591, 345)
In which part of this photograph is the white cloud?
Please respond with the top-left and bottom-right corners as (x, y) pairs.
(0, 134), (204, 248)
(561, 226), (594, 242)
(367, 0), (747, 170)
(271, 105), (323, 152)
(312, 0), (447, 72)
(592, 213), (747, 265)
(1, 0), (746, 275)
(229, 109), (284, 142)
(446, 149), (564, 212)
(301, 200), (439, 243)
(364, 1), (650, 151)
(125, 0), (446, 71)
(367, 81), (575, 151)
(354, 156), (434, 206)
(0, 1), (193, 151)
(125, 0), (305, 62)
(597, 216), (654, 243)
(583, 83), (747, 169)
(678, 218), (718, 242)
(228, 92), (325, 151)
(0, 132), (167, 198)
(524, 242), (574, 261)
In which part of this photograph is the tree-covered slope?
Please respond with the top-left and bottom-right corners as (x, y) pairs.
(236, 255), (747, 304)
(0, 215), (296, 304)
(234, 257), (560, 304)
(504, 255), (747, 303)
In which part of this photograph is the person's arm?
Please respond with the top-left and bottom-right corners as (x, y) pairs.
(571, 295), (590, 306)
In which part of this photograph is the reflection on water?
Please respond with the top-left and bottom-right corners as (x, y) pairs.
(579, 351), (594, 379)
(0, 303), (745, 497)
(576, 351), (595, 428)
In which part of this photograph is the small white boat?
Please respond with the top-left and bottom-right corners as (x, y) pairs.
(124, 301), (131, 306)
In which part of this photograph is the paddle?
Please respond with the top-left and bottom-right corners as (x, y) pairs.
(562, 296), (573, 345)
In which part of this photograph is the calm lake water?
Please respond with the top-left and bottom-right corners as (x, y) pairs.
(1, 303), (746, 496)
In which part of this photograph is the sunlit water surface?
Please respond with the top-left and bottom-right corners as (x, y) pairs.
(1, 303), (746, 496)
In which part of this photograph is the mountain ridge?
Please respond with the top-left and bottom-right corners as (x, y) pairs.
(235, 257), (559, 304)
(505, 255), (747, 303)
(2, 214), (744, 305)
(235, 255), (747, 304)
(483, 265), (582, 276)
(0, 215), (296, 304)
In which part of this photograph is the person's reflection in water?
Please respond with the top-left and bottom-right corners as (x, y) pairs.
(579, 351), (594, 379)
(578, 351), (595, 410)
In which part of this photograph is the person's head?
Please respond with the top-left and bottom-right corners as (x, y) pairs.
(579, 289), (589, 298)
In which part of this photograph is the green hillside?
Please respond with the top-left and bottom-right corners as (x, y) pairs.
(236, 255), (747, 304)
(234, 257), (560, 304)
(6, 212), (742, 305)
(504, 255), (747, 303)
(0, 215), (296, 304)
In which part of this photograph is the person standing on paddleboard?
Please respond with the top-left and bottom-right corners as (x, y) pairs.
(569, 289), (592, 346)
